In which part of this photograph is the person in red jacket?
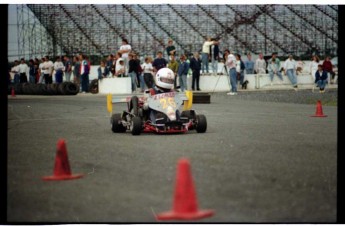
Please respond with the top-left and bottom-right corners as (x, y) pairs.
(322, 56), (334, 83)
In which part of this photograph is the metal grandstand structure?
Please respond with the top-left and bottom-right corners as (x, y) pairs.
(12, 4), (338, 61)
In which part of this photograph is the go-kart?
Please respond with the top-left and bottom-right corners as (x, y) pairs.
(107, 89), (207, 135)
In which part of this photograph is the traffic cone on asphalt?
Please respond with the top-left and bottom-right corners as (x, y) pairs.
(311, 100), (327, 117)
(11, 87), (15, 97)
(42, 139), (84, 181)
(156, 158), (214, 221)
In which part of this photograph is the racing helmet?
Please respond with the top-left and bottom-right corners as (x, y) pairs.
(155, 68), (175, 90)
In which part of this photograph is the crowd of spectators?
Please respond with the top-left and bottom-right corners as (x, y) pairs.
(8, 37), (338, 95)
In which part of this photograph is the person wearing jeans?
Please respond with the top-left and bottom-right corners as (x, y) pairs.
(177, 55), (189, 92)
(314, 64), (328, 93)
(284, 54), (298, 89)
(80, 54), (90, 93)
(225, 50), (238, 95)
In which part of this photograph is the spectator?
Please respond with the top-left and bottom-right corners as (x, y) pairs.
(34, 58), (40, 83)
(128, 53), (140, 93)
(165, 39), (176, 60)
(106, 54), (113, 77)
(296, 57), (304, 75)
(98, 60), (107, 80)
(80, 54), (90, 93)
(177, 55), (190, 92)
(18, 58), (29, 83)
(54, 56), (65, 84)
(310, 55), (320, 81)
(28, 59), (36, 84)
(322, 56), (334, 84)
(201, 37), (216, 74)
(115, 58), (126, 77)
(235, 54), (246, 89)
(284, 54), (298, 90)
(38, 57), (45, 84)
(254, 53), (266, 74)
(42, 56), (54, 84)
(134, 53), (142, 88)
(118, 39), (132, 74)
(189, 52), (202, 91)
(245, 53), (255, 74)
(314, 64), (328, 93)
(225, 50), (237, 95)
(141, 56), (155, 89)
(73, 56), (81, 86)
(11, 60), (20, 84)
(267, 52), (283, 86)
(152, 51), (168, 73)
(167, 54), (179, 90)
(64, 56), (72, 82)
(210, 38), (220, 75)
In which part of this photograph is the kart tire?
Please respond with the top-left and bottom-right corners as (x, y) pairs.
(130, 96), (139, 116)
(131, 116), (142, 135)
(195, 114), (207, 133)
(89, 79), (98, 94)
(111, 113), (126, 133)
(64, 82), (79, 95)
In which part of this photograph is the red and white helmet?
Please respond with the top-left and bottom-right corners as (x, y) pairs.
(155, 68), (175, 90)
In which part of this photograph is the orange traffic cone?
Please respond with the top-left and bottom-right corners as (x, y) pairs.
(11, 87), (15, 97)
(311, 100), (327, 117)
(42, 139), (84, 181)
(156, 158), (214, 220)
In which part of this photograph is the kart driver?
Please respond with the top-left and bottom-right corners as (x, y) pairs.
(144, 68), (178, 124)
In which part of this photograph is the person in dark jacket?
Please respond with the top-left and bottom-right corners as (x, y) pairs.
(189, 52), (202, 91)
(322, 56), (334, 83)
(98, 60), (107, 80)
(210, 38), (220, 75)
(315, 64), (328, 93)
(128, 53), (140, 93)
(177, 55), (189, 92)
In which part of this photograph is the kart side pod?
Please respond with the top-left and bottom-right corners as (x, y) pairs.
(183, 91), (193, 111)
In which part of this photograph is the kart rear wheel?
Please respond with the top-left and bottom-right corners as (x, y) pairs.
(111, 113), (126, 133)
(195, 114), (207, 133)
(130, 96), (139, 116)
(130, 116), (142, 135)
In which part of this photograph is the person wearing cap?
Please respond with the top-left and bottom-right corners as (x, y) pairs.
(284, 54), (298, 90)
(314, 64), (328, 93)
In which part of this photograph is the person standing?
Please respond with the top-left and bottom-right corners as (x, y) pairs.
(18, 58), (29, 83)
(28, 59), (36, 84)
(201, 37), (216, 74)
(118, 39), (132, 75)
(235, 54), (246, 88)
(42, 56), (54, 84)
(141, 56), (155, 89)
(165, 39), (176, 60)
(189, 52), (202, 91)
(314, 64), (328, 93)
(284, 54), (298, 90)
(64, 56), (72, 82)
(210, 39), (220, 75)
(80, 54), (90, 93)
(167, 54), (179, 90)
(54, 56), (65, 84)
(177, 55), (190, 92)
(245, 53), (255, 75)
(254, 53), (266, 74)
(225, 50), (237, 95)
(38, 57), (45, 84)
(128, 53), (140, 93)
(152, 51), (168, 73)
(73, 56), (81, 86)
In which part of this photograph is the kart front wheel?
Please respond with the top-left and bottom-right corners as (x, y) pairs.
(195, 114), (207, 133)
(130, 116), (142, 135)
(111, 113), (126, 133)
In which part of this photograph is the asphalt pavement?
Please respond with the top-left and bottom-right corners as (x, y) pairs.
(7, 90), (337, 223)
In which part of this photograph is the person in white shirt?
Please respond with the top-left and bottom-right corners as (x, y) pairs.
(54, 56), (65, 84)
(201, 37), (217, 74)
(254, 53), (266, 74)
(11, 60), (20, 84)
(224, 49), (238, 95)
(284, 54), (298, 89)
(118, 39), (131, 75)
(38, 57), (45, 84)
(309, 55), (320, 81)
(18, 58), (29, 83)
(42, 56), (54, 84)
(115, 58), (126, 77)
(141, 56), (154, 89)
